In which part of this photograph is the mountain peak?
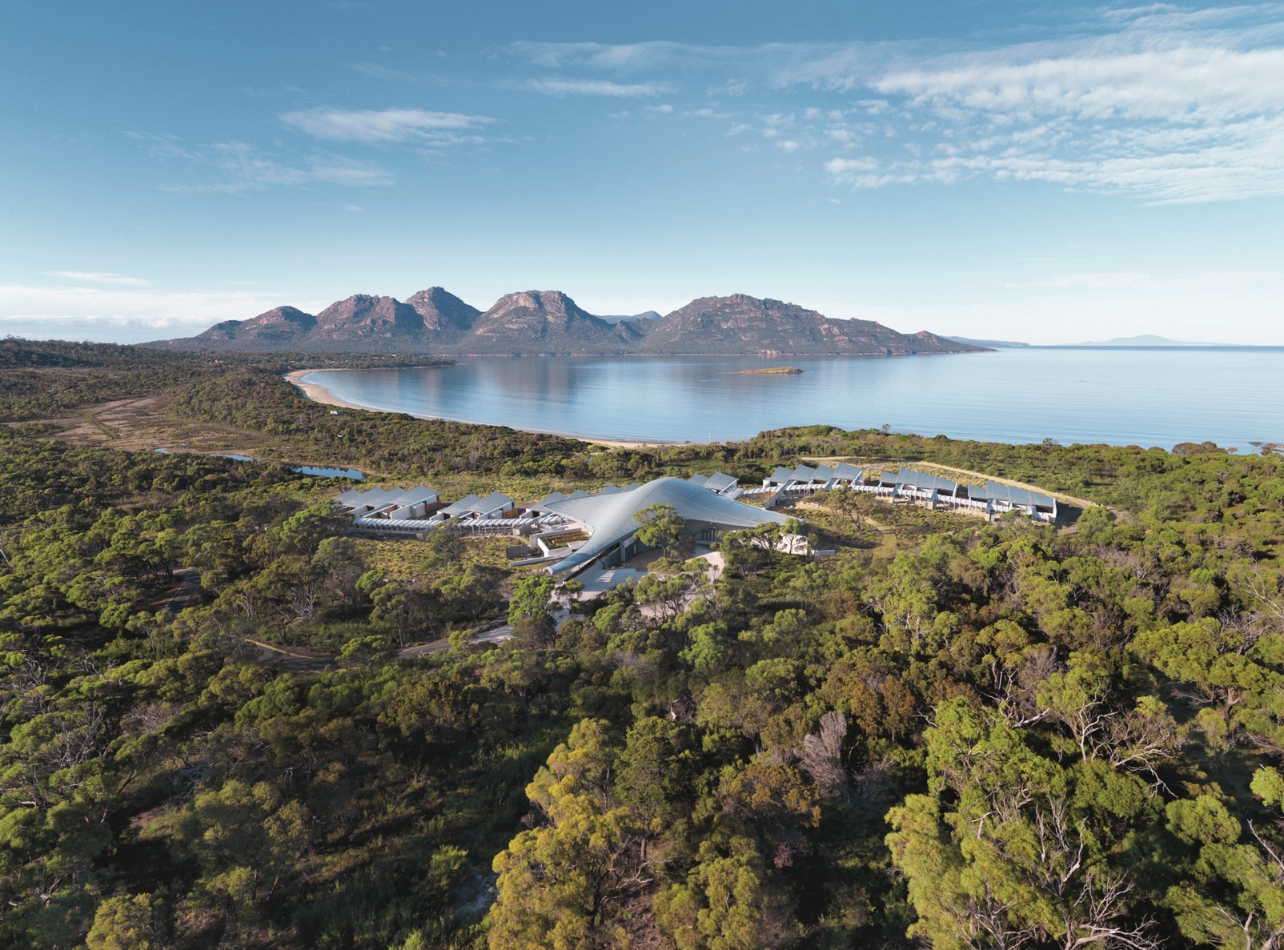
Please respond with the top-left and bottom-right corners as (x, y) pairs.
(192, 305), (316, 345)
(489, 290), (579, 316)
(640, 293), (981, 356)
(472, 289), (618, 343)
(310, 294), (423, 340)
(154, 287), (982, 356)
(405, 287), (480, 332)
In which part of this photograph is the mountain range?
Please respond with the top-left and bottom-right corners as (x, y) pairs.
(153, 288), (983, 357)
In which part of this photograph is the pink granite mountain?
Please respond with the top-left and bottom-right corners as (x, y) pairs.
(155, 288), (983, 356)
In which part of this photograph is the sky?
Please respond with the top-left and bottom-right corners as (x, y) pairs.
(3, 1), (1283, 345)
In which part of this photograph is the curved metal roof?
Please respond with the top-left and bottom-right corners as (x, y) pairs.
(541, 476), (788, 574)
(979, 480), (1056, 509)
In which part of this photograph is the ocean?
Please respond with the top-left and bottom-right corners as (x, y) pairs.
(299, 348), (1284, 449)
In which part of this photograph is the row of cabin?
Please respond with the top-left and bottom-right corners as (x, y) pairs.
(872, 467), (1057, 520)
(763, 463), (866, 490)
(336, 485), (517, 528)
(760, 464), (1058, 521)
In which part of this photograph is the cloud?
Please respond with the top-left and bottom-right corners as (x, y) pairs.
(825, 156), (919, 188)
(44, 271), (150, 286)
(135, 138), (395, 192)
(528, 78), (669, 97)
(510, 40), (746, 73)
(504, 10), (1284, 202)
(0, 283), (331, 344)
(281, 107), (490, 143)
(804, 11), (1284, 202)
(874, 45), (1284, 123)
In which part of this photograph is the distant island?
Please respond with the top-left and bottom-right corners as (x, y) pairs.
(731, 366), (804, 375)
(149, 288), (985, 358)
(1076, 334), (1206, 346)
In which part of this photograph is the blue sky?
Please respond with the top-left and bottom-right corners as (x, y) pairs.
(3, 1), (1283, 344)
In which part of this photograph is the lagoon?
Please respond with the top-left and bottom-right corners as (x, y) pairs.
(299, 348), (1284, 449)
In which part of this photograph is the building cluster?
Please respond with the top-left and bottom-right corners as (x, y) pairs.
(334, 462), (1060, 580)
(527, 477), (788, 575)
(741, 463), (1057, 521)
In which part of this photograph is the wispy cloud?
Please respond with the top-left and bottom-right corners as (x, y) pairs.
(281, 107), (490, 143)
(504, 8), (1284, 203)
(130, 135), (395, 192)
(510, 40), (743, 72)
(0, 283), (331, 343)
(44, 271), (150, 286)
(528, 78), (669, 97)
(809, 11), (1284, 202)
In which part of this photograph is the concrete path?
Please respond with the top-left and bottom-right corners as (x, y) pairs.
(249, 640), (335, 673)
(251, 621), (515, 672)
(152, 568), (203, 613)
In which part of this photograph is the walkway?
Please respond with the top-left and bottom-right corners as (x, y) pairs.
(250, 621), (515, 673)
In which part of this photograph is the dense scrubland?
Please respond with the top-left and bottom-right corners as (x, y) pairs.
(1, 339), (1283, 950)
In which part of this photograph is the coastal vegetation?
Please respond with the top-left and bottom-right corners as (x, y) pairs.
(1, 339), (1283, 949)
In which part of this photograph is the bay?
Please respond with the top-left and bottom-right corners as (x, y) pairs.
(300, 348), (1284, 449)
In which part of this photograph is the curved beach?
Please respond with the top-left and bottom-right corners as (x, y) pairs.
(283, 369), (675, 448)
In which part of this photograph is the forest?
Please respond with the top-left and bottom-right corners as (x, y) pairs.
(0, 339), (1282, 949)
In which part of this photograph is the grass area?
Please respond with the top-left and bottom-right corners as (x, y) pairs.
(786, 494), (979, 566)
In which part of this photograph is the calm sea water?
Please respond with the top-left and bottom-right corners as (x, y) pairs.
(301, 348), (1284, 449)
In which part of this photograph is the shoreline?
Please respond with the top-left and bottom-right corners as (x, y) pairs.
(283, 368), (686, 449)
(284, 370), (372, 413)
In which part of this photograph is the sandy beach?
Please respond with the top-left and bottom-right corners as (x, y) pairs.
(283, 369), (682, 449)
(284, 370), (370, 412)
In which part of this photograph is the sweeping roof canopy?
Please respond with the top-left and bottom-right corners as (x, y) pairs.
(541, 476), (788, 574)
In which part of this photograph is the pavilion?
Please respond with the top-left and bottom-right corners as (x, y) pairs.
(537, 476), (789, 575)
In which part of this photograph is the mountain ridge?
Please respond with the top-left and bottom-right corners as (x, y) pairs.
(152, 288), (985, 357)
